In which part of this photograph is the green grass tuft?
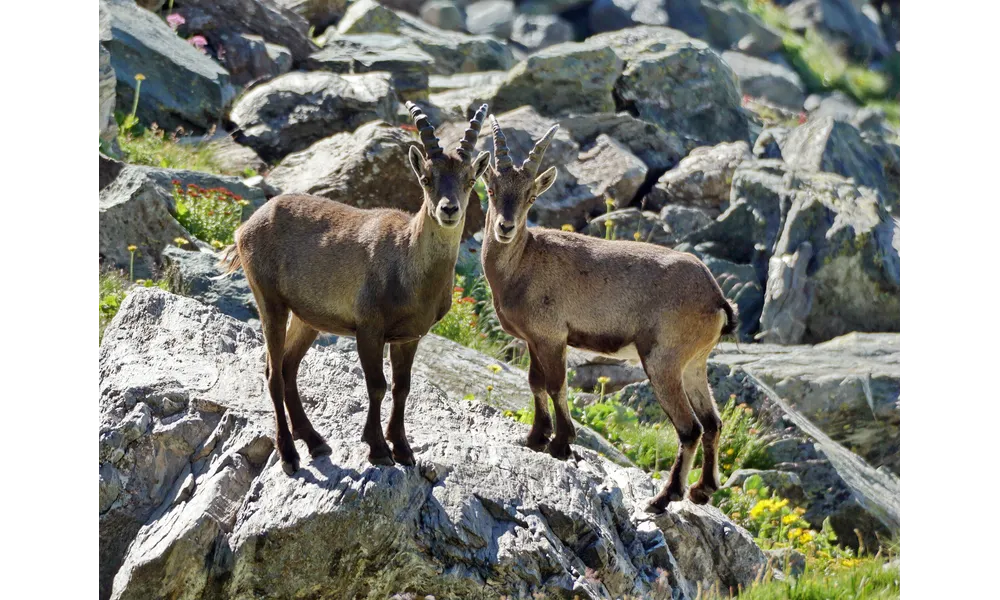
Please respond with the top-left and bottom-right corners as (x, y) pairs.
(99, 269), (168, 343)
(116, 120), (226, 174)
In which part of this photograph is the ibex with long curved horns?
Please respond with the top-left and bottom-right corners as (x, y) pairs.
(480, 115), (737, 512)
(221, 104), (492, 474)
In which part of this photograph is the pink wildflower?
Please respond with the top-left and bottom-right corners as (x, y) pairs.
(166, 13), (185, 31)
(188, 35), (208, 53)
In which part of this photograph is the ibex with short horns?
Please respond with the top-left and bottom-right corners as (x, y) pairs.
(480, 115), (737, 512)
(221, 103), (491, 474)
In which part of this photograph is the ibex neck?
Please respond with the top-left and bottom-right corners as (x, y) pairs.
(481, 207), (529, 288)
(409, 205), (463, 275)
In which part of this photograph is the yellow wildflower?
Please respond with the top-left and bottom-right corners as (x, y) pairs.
(486, 385), (494, 392)
(488, 364), (502, 374)
(787, 528), (801, 539)
(174, 237), (188, 246)
(127, 244), (138, 253)
(605, 197), (615, 210)
(604, 219), (613, 229)
(798, 531), (814, 543)
(134, 73), (146, 81)
(633, 231), (642, 241)
(781, 514), (798, 525)
(561, 224), (574, 232)
(726, 448), (735, 456)
(597, 376), (611, 385)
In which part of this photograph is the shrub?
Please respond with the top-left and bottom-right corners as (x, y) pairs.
(431, 276), (480, 347)
(172, 181), (249, 247)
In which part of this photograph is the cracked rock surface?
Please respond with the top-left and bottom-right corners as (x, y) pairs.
(99, 289), (766, 599)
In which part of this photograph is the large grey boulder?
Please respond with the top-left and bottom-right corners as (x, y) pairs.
(782, 116), (897, 213)
(614, 37), (750, 152)
(560, 113), (687, 173)
(100, 10), (117, 146)
(275, 0), (349, 29)
(465, 0), (517, 39)
(99, 289), (768, 600)
(176, 0), (316, 63)
(163, 247), (258, 323)
(702, 1), (783, 57)
(560, 135), (648, 224)
(230, 71), (398, 162)
(264, 120), (486, 238)
(583, 208), (675, 246)
(99, 0), (235, 132)
(511, 14), (575, 51)
(712, 333), (900, 473)
(588, 24), (693, 61)
(721, 51), (806, 110)
(306, 34), (434, 97)
(99, 165), (267, 279)
(336, 0), (516, 74)
(419, 1), (467, 32)
(212, 32), (292, 86)
(757, 242), (814, 345)
(490, 39), (624, 115)
(588, 0), (671, 35)
(644, 141), (752, 215)
(726, 160), (898, 342)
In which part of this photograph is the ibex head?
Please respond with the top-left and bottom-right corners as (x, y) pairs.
(405, 102), (492, 230)
(483, 115), (559, 244)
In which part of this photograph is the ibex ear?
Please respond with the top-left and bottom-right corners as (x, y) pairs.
(472, 151), (491, 180)
(534, 166), (558, 196)
(408, 145), (426, 179)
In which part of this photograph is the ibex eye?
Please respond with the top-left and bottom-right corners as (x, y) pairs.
(529, 196), (537, 204)
(487, 188), (494, 196)
(420, 176), (430, 186)
(469, 179), (476, 187)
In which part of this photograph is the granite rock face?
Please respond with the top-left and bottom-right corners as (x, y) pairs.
(99, 289), (768, 600)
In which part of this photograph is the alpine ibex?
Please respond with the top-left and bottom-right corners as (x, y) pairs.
(221, 103), (492, 474)
(480, 116), (737, 512)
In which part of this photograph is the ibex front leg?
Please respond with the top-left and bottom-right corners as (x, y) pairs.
(357, 330), (394, 466)
(525, 345), (553, 451)
(536, 340), (575, 460)
(387, 340), (419, 466)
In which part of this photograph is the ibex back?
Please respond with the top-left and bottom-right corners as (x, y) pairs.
(221, 104), (491, 474)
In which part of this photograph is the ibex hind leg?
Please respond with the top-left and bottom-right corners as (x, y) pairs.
(641, 347), (703, 514)
(387, 340), (419, 466)
(259, 301), (300, 475)
(283, 315), (331, 459)
(684, 351), (722, 506)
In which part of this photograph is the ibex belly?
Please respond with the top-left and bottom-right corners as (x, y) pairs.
(566, 330), (641, 363)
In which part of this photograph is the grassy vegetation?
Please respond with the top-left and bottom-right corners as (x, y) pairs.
(99, 269), (168, 343)
(116, 121), (228, 174)
(171, 181), (250, 248)
(432, 274), (530, 368)
(740, 0), (899, 124)
(719, 555), (899, 600)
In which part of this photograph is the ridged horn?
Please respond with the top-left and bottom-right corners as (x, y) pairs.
(456, 104), (489, 162)
(490, 115), (513, 171)
(522, 124), (559, 176)
(405, 101), (443, 159)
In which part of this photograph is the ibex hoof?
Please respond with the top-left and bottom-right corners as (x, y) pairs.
(280, 457), (299, 476)
(393, 450), (416, 467)
(309, 441), (332, 458)
(645, 489), (684, 513)
(546, 440), (572, 461)
(687, 483), (715, 505)
(524, 434), (551, 452)
(368, 450), (396, 467)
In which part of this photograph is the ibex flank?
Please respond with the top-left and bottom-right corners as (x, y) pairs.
(480, 115), (737, 513)
(221, 103), (491, 474)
